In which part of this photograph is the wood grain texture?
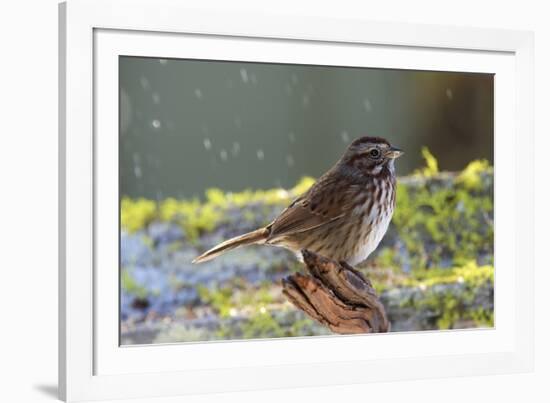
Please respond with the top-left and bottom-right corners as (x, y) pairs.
(282, 250), (389, 334)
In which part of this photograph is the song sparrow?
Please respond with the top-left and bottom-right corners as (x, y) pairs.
(193, 136), (403, 265)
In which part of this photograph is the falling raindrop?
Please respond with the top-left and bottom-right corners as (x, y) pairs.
(139, 76), (150, 90)
(159, 59), (168, 65)
(240, 68), (249, 83)
(152, 93), (160, 104)
(363, 99), (372, 112)
(256, 149), (265, 160)
(341, 131), (350, 143)
(231, 142), (240, 156)
(286, 155), (295, 167)
(194, 88), (203, 99)
(134, 165), (142, 178)
(151, 119), (161, 129)
(288, 132), (296, 143)
(203, 138), (212, 150)
(220, 149), (228, 161)
(120, 89), (132, 135)
(446, 88), (453, 100)
(302, 94), (310, 107)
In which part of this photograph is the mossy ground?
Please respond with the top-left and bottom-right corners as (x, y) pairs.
(120, 150), (494, 344)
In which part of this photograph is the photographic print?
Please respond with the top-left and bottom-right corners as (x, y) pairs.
(119, 57), (494, 345)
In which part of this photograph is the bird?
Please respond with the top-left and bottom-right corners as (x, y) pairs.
(192, 136), (403, 266)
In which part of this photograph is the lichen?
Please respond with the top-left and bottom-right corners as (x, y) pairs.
(121, 177), (316, 242)
(121, 198), (156, 233)
(456, 159), (492, 191)
(241, 310), (285, 339)
(157, 196), (228, 242)
(387, 260), (494, 330)
(120, 149), (495, 339)
(415, 147), (439, 177)
(390, 150), (493, 270)
(121, 268), (148, 299)
(402, 260), (494, 289)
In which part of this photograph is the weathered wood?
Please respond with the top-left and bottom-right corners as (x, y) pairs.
(282, 250), (390, 334)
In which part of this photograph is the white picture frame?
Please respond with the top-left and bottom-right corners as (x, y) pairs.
(59, 0), (534, 401)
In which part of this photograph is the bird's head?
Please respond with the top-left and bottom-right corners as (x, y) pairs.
(342, 136), (403, 176)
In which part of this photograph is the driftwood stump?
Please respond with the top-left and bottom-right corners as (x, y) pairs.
(282, 250), (390, 334)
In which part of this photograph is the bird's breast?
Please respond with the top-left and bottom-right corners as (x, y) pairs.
(347, 179), (395, 265)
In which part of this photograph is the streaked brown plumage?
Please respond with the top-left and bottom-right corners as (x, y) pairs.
(192, 136), (403, 265)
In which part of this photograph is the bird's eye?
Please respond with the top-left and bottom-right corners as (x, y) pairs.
(369, 148), (381, 159)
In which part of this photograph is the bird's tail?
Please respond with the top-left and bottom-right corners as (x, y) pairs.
(192, 228), (269, 264)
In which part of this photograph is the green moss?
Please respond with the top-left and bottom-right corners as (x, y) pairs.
(469, 307), (494, 327)
(415, 147), (439, 177)
(121, 152), (493, 272)
(255, 284), (276, 305)
(120, 152), (492, 269)
(121, 198), (156, 233)
(435, 292), (462, 329)
(159, 198), (224, 242)
(197, 285), (234, 318)
(376, 248), (398, 268)
(121, 176), (316, 240)
(198, 282), (279, 320)
(120, 149), (495, 339)
(394, 261), (494, 330)
(402, 261), (494, 289)
(456, 159), (491, 191)
(392, 151), (493, 269)
(289, 318), (319, 336)
(121, 268), (148, 299)
(242, 310), (285, 339)
(120, 150), (494, 333)
(197, 283), (291, 339)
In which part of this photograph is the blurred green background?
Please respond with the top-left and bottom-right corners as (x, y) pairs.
(120, 57), (493, 199)
(119, 57), (494, 345)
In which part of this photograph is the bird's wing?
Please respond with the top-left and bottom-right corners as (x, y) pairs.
(267, 174), (362, 241)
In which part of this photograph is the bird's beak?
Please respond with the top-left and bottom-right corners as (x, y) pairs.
(385, 146), (404, 159)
